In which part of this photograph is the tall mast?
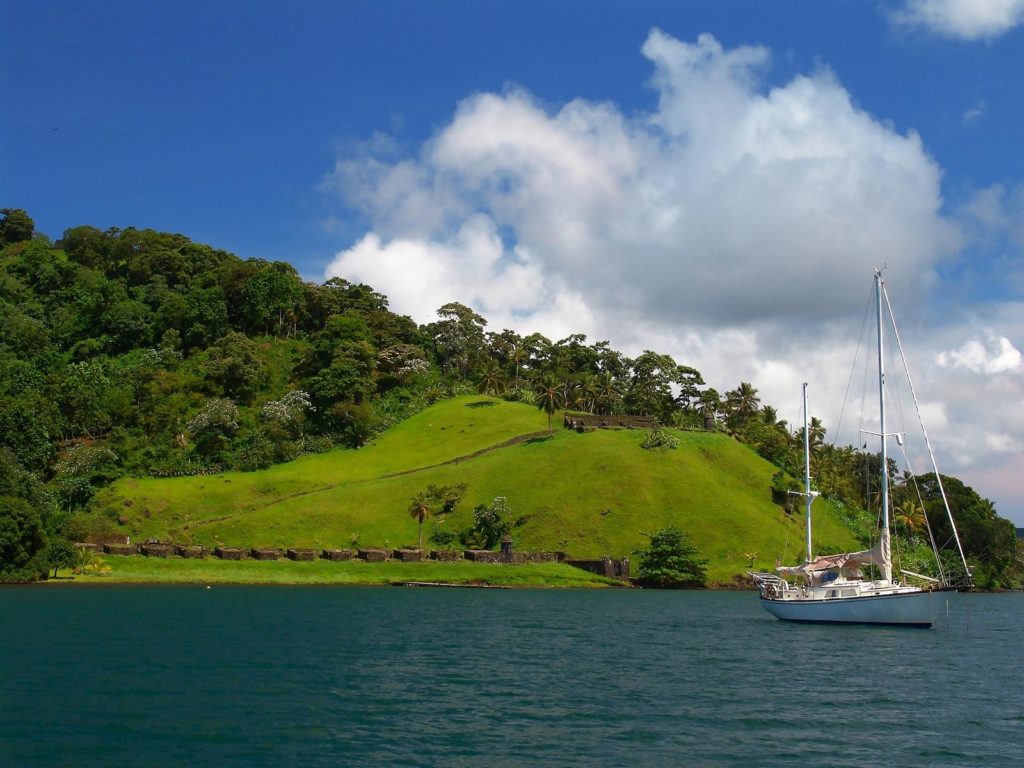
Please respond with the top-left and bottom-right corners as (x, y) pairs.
(803, 382), (813, 563)
(875, 270), (893, 583)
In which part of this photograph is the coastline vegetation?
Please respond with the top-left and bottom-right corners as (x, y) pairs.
(1, 209), (1020, 588)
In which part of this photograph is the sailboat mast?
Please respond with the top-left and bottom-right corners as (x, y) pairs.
(803, 382), (812, 563)
(875, 270), (893, 583)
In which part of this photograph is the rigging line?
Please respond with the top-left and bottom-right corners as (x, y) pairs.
(832, 283), (875, 450)
(897, 441), (948, 585)
(882, 283), (971, 577)
(884, 302), (909, 466)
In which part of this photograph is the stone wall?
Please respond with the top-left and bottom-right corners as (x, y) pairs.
(82, 541), (608, 572)
(563, 412), (658, 430)
(250, 548), (283, 560)
(565, 557), (630, 580)
(430, 550), (461, 561)
(393, 549), (424, 562)
(140, 544), (173, 557)
(322, 549), (353, 561)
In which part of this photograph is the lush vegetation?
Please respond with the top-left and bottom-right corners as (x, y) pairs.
(91, 396), (860, 584)
(1, 208), (1020, 587)
(635, 527), (709, 588)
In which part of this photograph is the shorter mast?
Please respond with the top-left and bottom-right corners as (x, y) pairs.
(803, 383), (813, 563)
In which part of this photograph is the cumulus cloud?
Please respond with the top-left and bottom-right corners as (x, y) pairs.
(323, 29), (1024, 519)
(891, 0), (1024, 40)
(327, 30), (953, 329)
(937, 331), (1023, 373)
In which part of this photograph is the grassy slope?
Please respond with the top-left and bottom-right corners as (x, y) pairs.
(95, 395), (857, 584)
(65, 557), (617, 587)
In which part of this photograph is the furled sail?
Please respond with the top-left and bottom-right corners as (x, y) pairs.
(775, 541), (888, 585)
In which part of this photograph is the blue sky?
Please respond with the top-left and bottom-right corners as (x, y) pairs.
(3, 0), (1024, 521)
(5, 1), (1022, 274)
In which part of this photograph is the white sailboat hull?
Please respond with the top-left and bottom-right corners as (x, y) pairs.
(760, 589), (937, 627)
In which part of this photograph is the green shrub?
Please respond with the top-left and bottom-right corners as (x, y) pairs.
(634, 526), (708, 588)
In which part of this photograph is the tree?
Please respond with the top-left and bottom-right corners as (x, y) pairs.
(594, 371), (622, 415)
(476, 360), (507, 396)
(260, 390), (314, 438)
(44, 537), (78, 578)
(205, 331), (267, 402)
(624, 351), (678, 420)
(408, 491), (433, 550)
(425, 302), (487, 378)
(0, 496), (48, 582)
(895, 499), (925, 535)
(241, 261), (304, 336)
(461, 496), (516, 550)
(187, 398), (240, 459)
(724, 382), (761, 428)
(534, 375), (564, 433)
(634, 526), (708, 588)
(0, 209), (35, 247)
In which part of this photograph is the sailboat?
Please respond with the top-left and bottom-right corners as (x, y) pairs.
(749, 270), (971, 627)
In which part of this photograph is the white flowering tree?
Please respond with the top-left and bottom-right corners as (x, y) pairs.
(187, 398), (239, 457)
(260, 390), (313, 437)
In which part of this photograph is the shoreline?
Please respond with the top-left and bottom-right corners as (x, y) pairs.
(40, 555), (629, 589)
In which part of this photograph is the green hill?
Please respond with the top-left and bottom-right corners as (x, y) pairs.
(94, 395), (858, 583)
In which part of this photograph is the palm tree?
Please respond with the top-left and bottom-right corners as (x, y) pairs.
(895, 500), (926, 535)
(534, 375), (564, 434)
(577, 373), (601, 414)
(408, 491), (433, 550)
(476, 361), (507, 396)
(725, 381), (761, 425)
(594, 371), (622, 415)
(509, 342), (528, 389)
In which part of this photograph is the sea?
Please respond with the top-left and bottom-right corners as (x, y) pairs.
(2, 586), (1021, 767)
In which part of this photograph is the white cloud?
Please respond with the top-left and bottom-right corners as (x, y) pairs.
(891, 0), (1024, 40)
(937, 331), (1023, 373)
(326, 30), (954, 329)
(322, 29), (1024, 521)
(962, 100), (986, 124)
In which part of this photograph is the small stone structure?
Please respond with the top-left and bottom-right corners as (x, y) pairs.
(430, 550), (461, 561)
(140, 544), (173, 557)
(322, 548), (354, 561)
(563, 412), (658, 431)
(250, 548), (283, 560)
(214, 546), (245, 560)
(358, 548), (389, 562)
(286, 548), (316, 561)
(565, 557), (630, 580)
(393, 549), (424, 562)
(103, 543), (139, 555)
(175, 545), (206, 559)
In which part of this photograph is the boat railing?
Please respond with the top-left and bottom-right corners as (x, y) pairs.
(748, 572), (789, 599)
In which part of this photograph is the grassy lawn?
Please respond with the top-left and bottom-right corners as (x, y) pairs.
(90, 395), (859, 585)
(59, 555), (622, 587)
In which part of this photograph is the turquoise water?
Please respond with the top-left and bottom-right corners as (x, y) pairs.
(2, 587), (1020, 767)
